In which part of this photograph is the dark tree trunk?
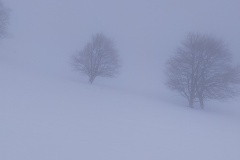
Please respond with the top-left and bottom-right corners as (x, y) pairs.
(89, 76), (95, 84)
(199, 96), (204, 109)
(197, 91), (204, 109)
(189, 97), (194, 108)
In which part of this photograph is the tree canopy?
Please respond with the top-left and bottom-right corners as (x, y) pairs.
(166, 33), (240, 108)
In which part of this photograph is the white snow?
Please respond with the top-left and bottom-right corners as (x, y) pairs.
(1, 56), (240, 160)
(1, 0), (240, 159)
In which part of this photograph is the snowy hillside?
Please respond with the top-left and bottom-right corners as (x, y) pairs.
(1, 57), (240, 160)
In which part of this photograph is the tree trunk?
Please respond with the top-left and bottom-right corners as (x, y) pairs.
(199, 96), (204, 109)
(189, 97), (194, 108)
(197, 91), (204, 109)
(89, 76), (95, 84)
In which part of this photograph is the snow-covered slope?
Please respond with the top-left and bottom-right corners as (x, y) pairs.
(1, 59), (240, 160)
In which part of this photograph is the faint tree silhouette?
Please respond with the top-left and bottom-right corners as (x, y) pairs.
(166, 33), (240, 108)
(72, 33), (120, 84)
(0, 1), (9, 39)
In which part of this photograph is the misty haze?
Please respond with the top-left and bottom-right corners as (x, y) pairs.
(1, 0), (240, 160)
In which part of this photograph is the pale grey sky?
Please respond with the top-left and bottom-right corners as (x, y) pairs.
(2, 0), (240, 92)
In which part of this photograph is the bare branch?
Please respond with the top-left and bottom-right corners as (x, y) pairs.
(72, 33), (120, 83)
(0, 1), (9, 39)
(166, 33), (240, 108)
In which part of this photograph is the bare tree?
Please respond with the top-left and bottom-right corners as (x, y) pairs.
(166, 33), (240, 108)
(72, 33), (120, 83)
(0, 1), (8, 39)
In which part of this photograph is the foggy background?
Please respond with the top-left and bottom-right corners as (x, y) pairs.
(1, 0), (240, 93)
(1, 1), (240, 159)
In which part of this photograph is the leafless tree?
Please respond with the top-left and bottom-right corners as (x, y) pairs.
(166, 33), (240, 108)
(0, 1), (8, 39)
(72, 33), (120, 83)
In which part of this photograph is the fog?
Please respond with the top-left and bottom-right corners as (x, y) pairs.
(2, 0), (240, 92)
(2, 1), (240, 159)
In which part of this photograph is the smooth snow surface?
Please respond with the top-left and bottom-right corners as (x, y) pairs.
(1, 58), (240, 160)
